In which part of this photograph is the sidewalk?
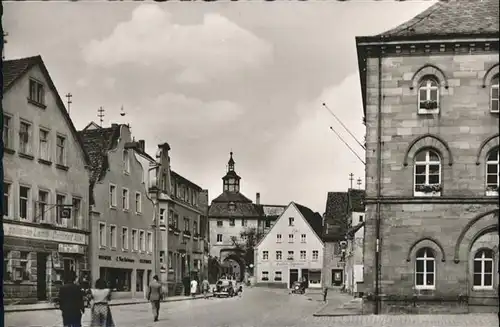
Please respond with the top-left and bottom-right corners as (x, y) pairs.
(313, 290), (363, 317)
(4, 293), (213, 313)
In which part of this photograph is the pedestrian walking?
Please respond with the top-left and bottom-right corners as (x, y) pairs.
(147, 275), (163, 322)
(201, 278), (210, 299)
(89, 278), (115, 327)
(59, 272), (85, 327)
(237, 283), (243, 298)
(322, 286), (328, 303)
(190, 278), (198, 298)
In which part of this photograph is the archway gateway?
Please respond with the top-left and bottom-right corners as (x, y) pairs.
(219, 250), (246, 282)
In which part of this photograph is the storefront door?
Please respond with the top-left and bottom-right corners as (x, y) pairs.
(289, 269), (299, 288)
(63, 258), (75, 282)
(37, 253), (47, 301)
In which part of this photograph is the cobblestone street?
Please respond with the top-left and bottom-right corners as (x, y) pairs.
(5, 288), (498, 327)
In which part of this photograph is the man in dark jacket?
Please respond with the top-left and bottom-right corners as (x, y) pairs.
(59, 272), (85, 327)
(147, 275), (163, 322)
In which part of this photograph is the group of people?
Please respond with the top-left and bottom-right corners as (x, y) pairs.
(58, 274), (213, 326)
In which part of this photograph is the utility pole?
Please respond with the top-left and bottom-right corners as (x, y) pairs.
(97, 107), (105, 127)
(65, 93), (72, 116)
(349, 173), (354, 189)
(357, 178), (362, 190)
(2, 31), (8, 60)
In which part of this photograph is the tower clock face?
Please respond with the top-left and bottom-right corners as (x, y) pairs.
(229, 178), (235, 184)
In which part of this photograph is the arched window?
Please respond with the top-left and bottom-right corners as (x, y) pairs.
(473, 249), (494, 288)
(415, 248), (435, 289)
(486, 147), (499, 196)
(491, 75), (499, 113)
(414, 149), (441, 196)
(418, 76), (439, 113)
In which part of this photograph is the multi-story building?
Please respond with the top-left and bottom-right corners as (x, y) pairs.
(79, 123), (156, 299)
(3, 55), (91, 304)
(344, 190), (365, 297)
(356, 0), (499, 313)
(208, 152), (285, 282)
(254, 202), (324, 289)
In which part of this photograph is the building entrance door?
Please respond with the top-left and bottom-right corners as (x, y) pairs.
(63, 258), (75, 282)
(37, 253), (47, 301)
(331, 269), (343, 286)
(289, 269), (299, 288)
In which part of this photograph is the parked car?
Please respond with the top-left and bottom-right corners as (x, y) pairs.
(291, 281), (306, 294)
(213, 279), (235, 298)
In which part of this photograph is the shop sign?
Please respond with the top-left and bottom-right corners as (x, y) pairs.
(4, 223), (87, 245)
(116, 256), (135, 263)
(276, 261), (307, 267)
(139, 259), (152, 264)
(98, 255), (112, 261)
(58, 244), (85, 254)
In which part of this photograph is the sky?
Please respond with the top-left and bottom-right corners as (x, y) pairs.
(3, 1), (436, 214)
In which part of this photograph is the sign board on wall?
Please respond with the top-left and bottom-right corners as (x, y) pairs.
(4, 223), (87, 245)
(58, 244), (85, 254)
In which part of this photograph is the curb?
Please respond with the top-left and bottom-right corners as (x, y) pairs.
(4, 295), (214, 313)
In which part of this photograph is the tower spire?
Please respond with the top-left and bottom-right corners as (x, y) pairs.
(228, 151), (235, 172)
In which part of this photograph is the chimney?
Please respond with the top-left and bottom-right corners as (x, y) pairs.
(138, 140), (145, 151)
(256, 192), (260, 205)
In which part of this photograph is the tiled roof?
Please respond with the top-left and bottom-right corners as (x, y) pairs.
(294, 203), (323, 239)
(323, 192), (349, 241)
(258, 205), (287, 218)
(347, 189), (365, 213)
(171, 170), (203, 191)
(78, 124), (121, 186)
(208, 202), (261, 218)
(378, 0), (499, 39)
(3, 55), (90, 166)
(211, 191), (253, 203)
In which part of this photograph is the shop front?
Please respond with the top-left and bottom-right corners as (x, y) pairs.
(3, 222), (89, 304)
(93, 253), (153, 299)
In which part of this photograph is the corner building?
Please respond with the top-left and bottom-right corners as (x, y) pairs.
(356, 0), (499, 314)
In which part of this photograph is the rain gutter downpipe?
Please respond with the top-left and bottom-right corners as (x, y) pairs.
(374, 37), (383, 315)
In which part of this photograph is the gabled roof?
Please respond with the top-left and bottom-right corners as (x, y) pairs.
(255, 202), (324, 249)
(378, 0), (499, 40)
(208, 202), (261, 218)
(3, 55), (91, 166)
(347, 189), (365, 213)
(78, 124), (122, 185)
(323, 192), (349, 242)
(171, 170), (203, 191)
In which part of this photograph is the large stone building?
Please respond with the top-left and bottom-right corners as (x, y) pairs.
(3, 56), (91, 304)
(208, 152), (285, 282)
(254, 202), (323, 289)
(356, 0), (499, 314)
(79, 123), (156, 299)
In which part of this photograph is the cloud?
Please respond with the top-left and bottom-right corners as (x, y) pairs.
(261, 73), (366, 212)
(82, 4), (273, 83)
(76, 78), (88, 88)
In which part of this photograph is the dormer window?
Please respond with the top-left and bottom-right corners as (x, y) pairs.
(228, 202), (236, 211)
(418, 76), (439, 114)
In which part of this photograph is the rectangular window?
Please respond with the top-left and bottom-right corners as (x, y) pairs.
(276, 234), (282, 243)
(3, 115), (12, 149)
(122, 188), (129, 210)
(19, 251), (30, 281)
(312, 250), (319, 261)
(216, 234), (223, 243)
(174, 214), (179, 228)
(122, 227), (129, 250)
(300, 250), (306, 260)
(3, 182), (11, 218)
(123, 150), (130, 174)
(274, 271), (282, 282)
(110, 225), (117, 248)
(265, 220), (271, 228)
(193, 221), (198, 236)
(29, 79), (45, 104)
(241, 219), (247, 227)
(167, 210), (173, 226)
(99, 222), (106, 247)
(359, 215), (364, 223)
(39, 129), (50, 161)
(229, 218), (235, 226)
(261, 271), (269, 281)
(287, 251), (294, 260)
(109, 184), (117, 207)
(139, 230), (145, 252)
(56, 194), (66, 225)
(19, 122), (32, 154)
(301, 234), (306, 243)
(184, 218), (190, 232)
(276, 251), (282, 261)
(168, 252), (173, 269)
(147, 232), (153, 252)
(72, 198), (81, 228)
(288, 234), (294, 243)
(56, 135), (66, 165)
(135, 192), (142, 213)
(289, 217), (294, 226)
(19, 186), (30, 220)
(263, 251), (269, 260)
(132, 229), (138, 251)
(217, 220), (223, 227)
(159, 208), (165, 225)
(37, 190), (49, 223)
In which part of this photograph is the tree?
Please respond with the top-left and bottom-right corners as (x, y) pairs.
(230, 227), (264, 275)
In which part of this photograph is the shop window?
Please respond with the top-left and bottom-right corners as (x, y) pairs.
(136, 270), (144, 292)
